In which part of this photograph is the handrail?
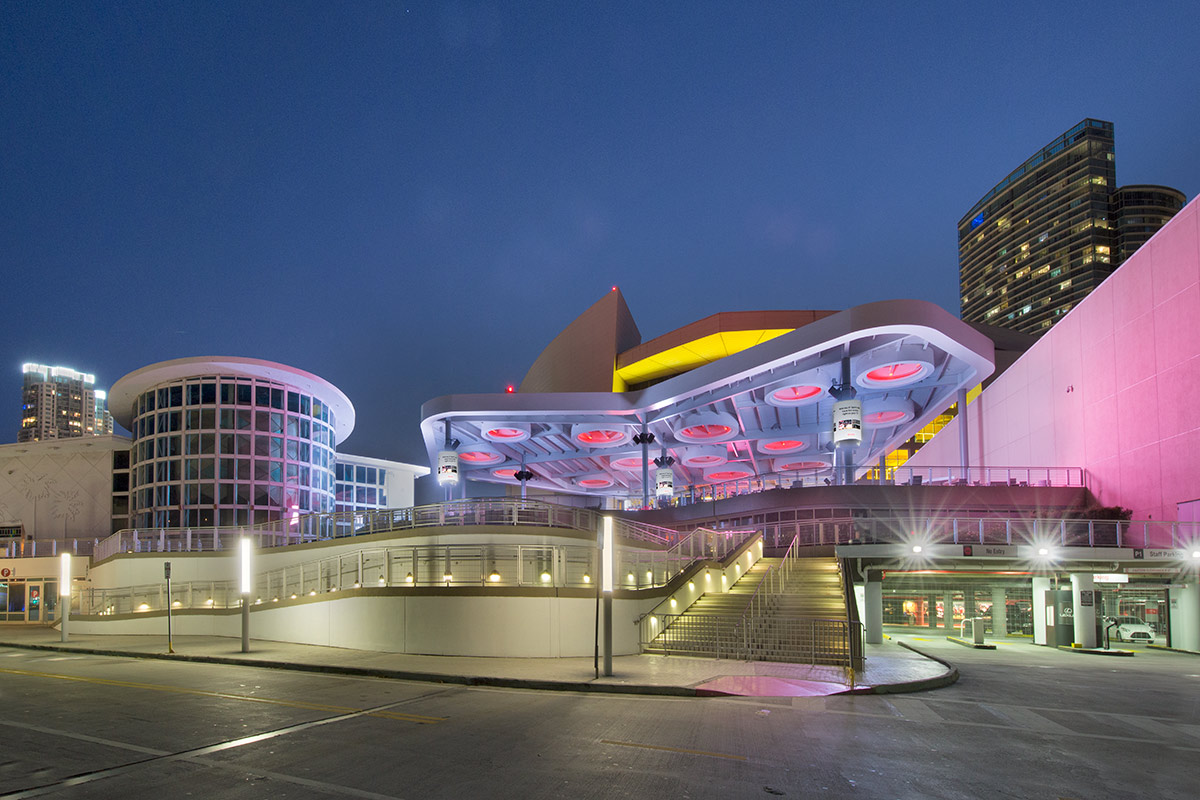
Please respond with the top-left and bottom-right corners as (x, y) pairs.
(90, 500), (682, 562)
(838, 558), (865, 672)
(759, 515), (1200, 550)
(880, 465), (1084, 488)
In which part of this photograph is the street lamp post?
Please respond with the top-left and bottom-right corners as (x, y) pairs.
(240, 536), (252, 653)
(59, 552), (71, 643)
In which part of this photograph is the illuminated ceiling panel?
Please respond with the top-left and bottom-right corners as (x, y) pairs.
(420, 299), (995, 498)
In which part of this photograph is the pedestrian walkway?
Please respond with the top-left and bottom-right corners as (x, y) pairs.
(0, 625), (952, 697)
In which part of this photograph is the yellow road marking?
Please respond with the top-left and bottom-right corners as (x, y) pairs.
(601, 738), (747, 761)
(0, 666), (446, 724)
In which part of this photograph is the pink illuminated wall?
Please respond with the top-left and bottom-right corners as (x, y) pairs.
(908, 196), (1200, 523)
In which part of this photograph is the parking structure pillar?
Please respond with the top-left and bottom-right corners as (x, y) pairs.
(943, 592), (955, 631)
(1071, 573), (1097, 648)
(863, 573), (883, 644)
(1169, 581), (1200, 651)
(991, 587), (1007, 637)
(927, 594), (939, 629)
(1032, 576), (1051, 645)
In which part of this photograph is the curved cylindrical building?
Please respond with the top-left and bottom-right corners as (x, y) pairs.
(110, 357), (354, 529)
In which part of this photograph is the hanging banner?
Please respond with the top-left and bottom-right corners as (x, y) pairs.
(437, 450), (459, 485)
(655, 467), (674, 498)
(832, 399), (863, 444)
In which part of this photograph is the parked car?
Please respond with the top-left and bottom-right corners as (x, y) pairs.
(1108, 616), (1155, 645)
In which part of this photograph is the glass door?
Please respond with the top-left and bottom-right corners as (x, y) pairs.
(26, 581), (42, 622)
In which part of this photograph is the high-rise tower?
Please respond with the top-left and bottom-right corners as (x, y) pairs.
(959, 120), (1185, 335)
(18, 363), (113, 442)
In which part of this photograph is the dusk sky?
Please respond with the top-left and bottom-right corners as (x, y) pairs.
(5, 2), (1199, 469)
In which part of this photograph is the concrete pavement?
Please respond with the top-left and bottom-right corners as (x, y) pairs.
(0, 624), (953, 697)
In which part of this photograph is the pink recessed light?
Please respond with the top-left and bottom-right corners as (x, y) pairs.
(771, 386), (821, 402)
(706, 469), (752, 482)
(680, 424), (732, 440)
(487, 427), (525, 439)
(865, 362), (924, 382)
(493, 468), (518, 478)
(577, 429), (624, 445)
(777, 460), (827, 471)
(865, 410), (907, 424)
(578, 478), (612, 488)
(460, 450), (502, 463)
(689, 455), (724, 465)
(762, 440), (804, 452)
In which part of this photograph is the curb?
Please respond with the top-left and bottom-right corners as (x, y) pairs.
(947, 636), (996, 650)
(0, 640), (698, 697)
(1056, 645), (1134, 657)
(1147, 644), (1200, 656)
(837, 639), (959, 695)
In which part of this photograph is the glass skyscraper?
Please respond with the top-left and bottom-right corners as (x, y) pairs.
(959, 119), (1184, 335)
(18, 363), (112, 442)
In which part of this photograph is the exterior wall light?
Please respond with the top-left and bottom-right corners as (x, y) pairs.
(378, 576), (386, 585)
(912, 545), (923, 554)
(582, 573), (591, 584)
(489, 570), (502, 583)
(650, 616), (658, 628)
(405, 572), (414, 583)
(688, 581), (694, 591)
(540, 571), (552, 583)
(443, 573), (453, 583)
(669, 597), (677, 608)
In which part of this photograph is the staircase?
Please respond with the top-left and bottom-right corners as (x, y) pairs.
(644, 555), (857, 665)
(747, 557), (852, 664)
(642, 559), (778, 657)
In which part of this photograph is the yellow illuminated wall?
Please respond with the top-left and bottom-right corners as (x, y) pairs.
(614, 329), (794, 387)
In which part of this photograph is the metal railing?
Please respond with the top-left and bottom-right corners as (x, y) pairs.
(91, 500), (681, 563)
(880, 465), (1084, 488)
(1, 537), (99, 559)
(760, 516), (1200, 550)
(639, 534), (861, 667)
(641, 610), (860, 666)
(78, 526), (757, 616)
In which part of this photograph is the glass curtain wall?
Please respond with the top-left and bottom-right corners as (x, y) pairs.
(128, 377), (338, 528)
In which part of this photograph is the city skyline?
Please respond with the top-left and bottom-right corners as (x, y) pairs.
(5, 3), (1199, 466)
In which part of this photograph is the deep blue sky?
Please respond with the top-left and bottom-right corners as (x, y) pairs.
(4, 2), (1199, 466)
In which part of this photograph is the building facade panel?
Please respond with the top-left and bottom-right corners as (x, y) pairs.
(914, 196), (1200, 522)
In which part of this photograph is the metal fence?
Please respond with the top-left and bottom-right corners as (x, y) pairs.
(90, 499), (681, 563)
(760, 516), (1200, 550)
(78, 525), (760, 616)
(883, 465), (1084, 488)
(640, 611), (861, 666)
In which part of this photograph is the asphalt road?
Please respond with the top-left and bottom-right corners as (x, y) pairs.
(0, 637), (1196, 799)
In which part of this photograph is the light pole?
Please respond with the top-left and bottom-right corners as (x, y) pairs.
(164, 561), (174, 654)
(240, 536), (252, 653)
(601, 515), (614, 677)
(59, 552), (71, 643)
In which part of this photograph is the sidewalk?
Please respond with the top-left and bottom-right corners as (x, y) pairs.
(0, 626), (954, 698)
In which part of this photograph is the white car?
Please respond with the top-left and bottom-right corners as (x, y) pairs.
(1109, 616), (1155, 645)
